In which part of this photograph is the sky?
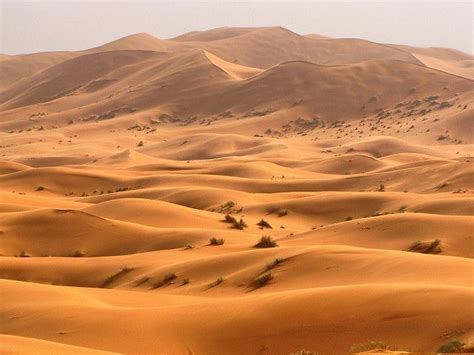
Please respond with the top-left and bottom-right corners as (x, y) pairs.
(1, 0), (472, 55)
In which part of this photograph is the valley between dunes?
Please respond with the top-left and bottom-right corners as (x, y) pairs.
(0, 27), (473, 354)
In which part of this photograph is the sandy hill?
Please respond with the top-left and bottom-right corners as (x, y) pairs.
(1, 26), (473, 354)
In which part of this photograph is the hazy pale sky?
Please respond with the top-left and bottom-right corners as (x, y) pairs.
(1, 0), (472, 55)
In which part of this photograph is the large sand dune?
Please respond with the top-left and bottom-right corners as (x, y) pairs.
(0, 26), (473, 354)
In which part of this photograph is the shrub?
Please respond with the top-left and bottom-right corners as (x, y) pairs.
(209, 276), (224, 288)
(437, 339), (465, 353)
(153, 272), (177, 288)
(345, 216), (353, 221)
(137, 141), (144, 146)
(134, 276), (150, 287)
(255, 236), (279, 248)
(267, 206), (288, 217)
(408, 239), (442, 254)
(101, 267), (134, 288)
(35, 186), (45, 191)
(252, 272), (273, 288)
(224, 214), (236, 223)
(223, 214), (247, 229)
(71, 250), (85, 257)
(257, 219), (272, 229)
(397, 205), (408, 213)
(265, 258), (283, 271)
(350, 341), (389, 353)
(209, 237), (225, 246)
(377, 184), (385, 192)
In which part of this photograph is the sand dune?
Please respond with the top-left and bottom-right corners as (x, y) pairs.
(1, 26), (473, 353)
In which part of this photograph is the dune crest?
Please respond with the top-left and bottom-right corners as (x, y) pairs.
(1, 26), (473, 354)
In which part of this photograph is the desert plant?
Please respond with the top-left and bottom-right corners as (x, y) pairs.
(223, 214), (247, 229)
(35, 186), (45, 191)
(267, 206), (288, 217)
(376, 183), (385, 192)
(209, 276), (224, 288)
(350, 341), (389, 353)
(345, 216), (353, 221)
(252, 272), (273, 288)
(255, 236), (279, 248)
(133, 276), (150, 287)
(437, 339), (465, 353)
(257, 219), (272, 229)
(71, 250), (85, 257)
(101, 267), (134, 288)
(153, 272), (177, 288)
(220, 201), (235, 211)
(238, 218), (248, 228)
(209, 237), (225, 246)
(397, 205), (408, 213)
(224, 214), (236, 223)
(137, 140), (144, 146)
(408, 239), (442, 254)
(265, 258), (283, 271)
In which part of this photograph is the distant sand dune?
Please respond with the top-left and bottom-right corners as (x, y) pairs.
(1, 26), (473, 354)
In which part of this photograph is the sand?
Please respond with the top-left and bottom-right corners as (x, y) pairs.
(0, 27), (473, 354)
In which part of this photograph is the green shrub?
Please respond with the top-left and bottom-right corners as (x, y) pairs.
(252, 272), (273, 288)
(209, 276), (224, 288)
(408, 239), (441, 254)
(209, 237), (225, 246)
(153, 272), (177, 288)
(257, 219), (272, 229)
(265, 258), (283, 271)
(223, 214), (247, 229)
(437, 339), (465, 353)
(255, 236), (279, 248)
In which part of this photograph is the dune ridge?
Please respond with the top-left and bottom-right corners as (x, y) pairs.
(1, 26), (473, 354)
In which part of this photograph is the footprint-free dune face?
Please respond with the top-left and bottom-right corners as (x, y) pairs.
(0, 27), (473, 354)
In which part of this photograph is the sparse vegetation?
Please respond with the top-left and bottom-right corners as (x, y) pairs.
(376, 183), (385, 192)
(350, 341), (389, 353)
(254, 235), (279, 248)
(209, 237), (225, 246)
(101, 267), (134, 288)
(209, 276), (224, 288)
(397, 205), (408, 213)
(267, 206), (288, 217)
(223, 214), (247, 229)
(153, 272), (177, 288)
(137, 140), (144, 146)
(265, 258), (283, 271)
(257, 219), (272, 229)
(407, 239), (442, 254)
(71, 250), (85, 257)
(17, 251), (29, 258)
(134, 276), (150, 287)
(252, 272), (273, 288)
(437, 339), (466, 353)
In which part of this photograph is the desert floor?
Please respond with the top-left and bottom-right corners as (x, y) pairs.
(0, 27), (473, 354)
